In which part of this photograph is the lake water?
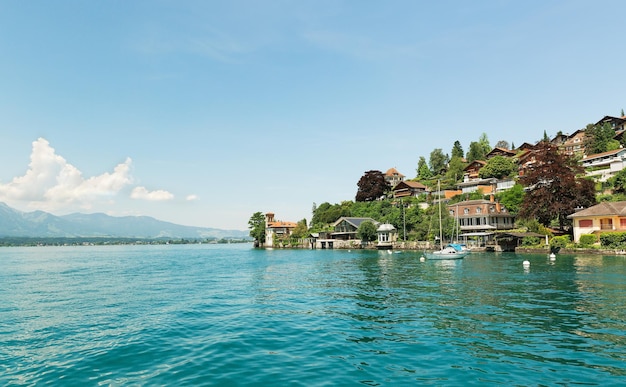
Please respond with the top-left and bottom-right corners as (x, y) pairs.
(1, 244), (625, 386)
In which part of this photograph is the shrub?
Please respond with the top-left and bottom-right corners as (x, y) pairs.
(578, 234), (597, 247)
(521, 236), (541, 246)
(550, 235), (570, 250)
(600, 232), (626, 249)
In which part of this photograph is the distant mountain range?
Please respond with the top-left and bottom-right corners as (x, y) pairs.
(0, 202), (250, 240)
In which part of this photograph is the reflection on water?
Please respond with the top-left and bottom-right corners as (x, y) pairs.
(1, 245), (625, 385)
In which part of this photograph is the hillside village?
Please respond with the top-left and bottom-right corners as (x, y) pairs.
(255, 113), (626, 252)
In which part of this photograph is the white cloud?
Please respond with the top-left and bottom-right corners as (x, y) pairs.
(0, 138), (133, 211)
(186, 194), (198, 201)
(130, 186), (174, 201)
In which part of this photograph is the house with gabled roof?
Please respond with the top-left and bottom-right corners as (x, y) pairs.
(265, 213), (298, 246)
(568, 201), (626, 243)
(581, 148), (626, 182)
(595, 115), (626, 132)
(331, 217), (379, 240)
(516, 142), (537, 152)
(562, 129), (587, 156)
(392, 180), (428, 198)
(385, 168), (405, 188)
(463, 160), (487, 181)
(485, 147), (517, 159)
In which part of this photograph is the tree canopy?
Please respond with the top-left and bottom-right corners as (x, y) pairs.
(585, 122), (620, 155)
(248, 212), (266, 246)
(416, 156), (432, 180)
(355, 170), (390, 202)
(429, 148), (448, 175)
(478, 155), (516, 179)
(357, 221), (378, 244)
(518, 142), (596, 230)
(451, 140), (464, 159)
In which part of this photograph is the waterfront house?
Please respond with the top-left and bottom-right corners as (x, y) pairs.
(580, 148), (626, 182)
(449, 196), (516, 247)
(265, 213), (298, 246)
(567, 201), (626, 243)
(376, 223), (397, 249)
(331, 217), (379, 240)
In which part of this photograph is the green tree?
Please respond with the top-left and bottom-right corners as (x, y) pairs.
(429, 148), (448, 175)
(357, 221), (378, 245)
(478, 155), (516, 179)
(609, 168), (626, 194)
(543, 130), (550, 142)
(495, 140), (510, 149)
(585, 122), (619, 155)
(466, 133), (491, 163)
(291, 219), (308, 239)
(496, 183), (525, 214)
(416, 156), (432, 180)
(518, 141), (596, 230)
(356, 170), (390, 202)
(444, 156), (466, 183)
(451, 140), (464, 159)
(248, 212), (266, 246)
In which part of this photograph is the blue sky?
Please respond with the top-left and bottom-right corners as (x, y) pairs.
(0, 0), (624, 230)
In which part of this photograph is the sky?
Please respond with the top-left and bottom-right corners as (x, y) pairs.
(1, 0), (625, 231)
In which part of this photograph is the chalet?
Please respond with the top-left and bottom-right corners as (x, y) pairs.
(562, 129), (586, 156)
(265, 213), (298, 246)
(581, 148), (626, 182)
(568, 201), (626, 243)
(385, 168), (405, 188)
(551, 133), (569, 148)
(516, 142), (538, 152)
(392, 180), (428, 198)
(463, 160), (486, 180)
(485, 147), (517, 159)
(595, 115), (626, 132)
(331, 217), (379, 240)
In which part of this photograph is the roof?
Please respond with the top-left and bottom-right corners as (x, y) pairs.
(582, 148), (626, 161)
(267, 221), (298, 229)
(393, 180), (427, 190)
(567, 201), (626, 218)
(332, 217), (379, 228)
(385, 167), (404, 177)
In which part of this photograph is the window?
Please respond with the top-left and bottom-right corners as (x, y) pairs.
(600, 218), (613, 230)
(620, 218), (626, 228)
(464, 208), (469, 214)
(476, 207), (482, 214)
(579, 219), (592, 228)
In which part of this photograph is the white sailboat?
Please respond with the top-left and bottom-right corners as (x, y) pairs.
(424, 181), (469, 260)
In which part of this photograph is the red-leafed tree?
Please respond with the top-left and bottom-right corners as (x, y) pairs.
(518, 141), (596, 230)
(355, 170), (390, 202)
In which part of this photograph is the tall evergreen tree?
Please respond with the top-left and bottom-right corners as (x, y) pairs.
(451, 140), (464, 159)
(416, 156), (432, 180)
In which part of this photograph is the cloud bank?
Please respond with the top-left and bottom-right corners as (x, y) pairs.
(0, 138), (175, 212)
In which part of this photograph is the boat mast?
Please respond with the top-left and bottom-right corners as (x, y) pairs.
(438, 180), (443, 248)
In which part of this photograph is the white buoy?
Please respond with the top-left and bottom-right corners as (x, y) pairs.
(549, 253), (556, 260)
(523, 260), (530, 267)
(420, 256), (426, 262)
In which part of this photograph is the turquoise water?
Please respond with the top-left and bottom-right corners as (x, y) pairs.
(1, 244), (625, 386)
